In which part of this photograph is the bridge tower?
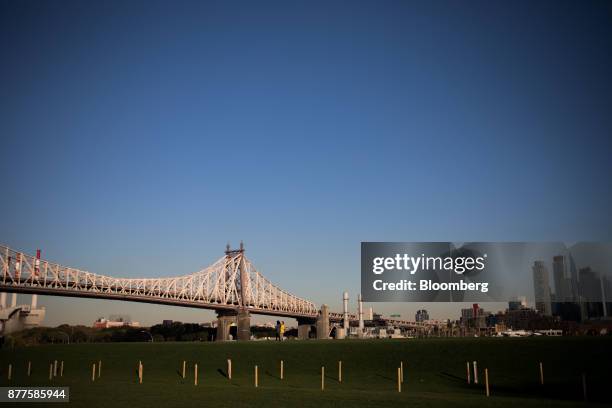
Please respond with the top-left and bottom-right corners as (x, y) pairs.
(316, 304), (330, 339)
(216, 242), (252, 341)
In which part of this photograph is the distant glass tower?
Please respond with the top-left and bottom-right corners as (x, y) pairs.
(553, 255), (572, 302)
(579, 267), (605, 319)
(568, 254), (580, 301)
(532, 261), (552, 316)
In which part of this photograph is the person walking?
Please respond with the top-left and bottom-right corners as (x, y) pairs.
(275, 320), (281, 341)
(280, 321), (285, 341)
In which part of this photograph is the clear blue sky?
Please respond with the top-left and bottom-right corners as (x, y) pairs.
(1, 0), (611, 326)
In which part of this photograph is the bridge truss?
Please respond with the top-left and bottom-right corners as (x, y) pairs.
(0, 244), (318, 318)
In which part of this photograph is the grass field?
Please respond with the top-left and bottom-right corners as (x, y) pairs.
(1, 337), (611, 407)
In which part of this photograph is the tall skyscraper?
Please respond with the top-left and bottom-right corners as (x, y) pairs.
(553, 255), (572, 302)
(579, 267), (605, 319)
(568, 254), (580, 301)
(601, 275), (611, 318)
(579, 267), (600, 300)
(532, 261), (552, 316)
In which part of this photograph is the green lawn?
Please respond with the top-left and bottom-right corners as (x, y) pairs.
(1, 337), (611, 407)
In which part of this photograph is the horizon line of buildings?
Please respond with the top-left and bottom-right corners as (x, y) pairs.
(533, 254), (610, 321)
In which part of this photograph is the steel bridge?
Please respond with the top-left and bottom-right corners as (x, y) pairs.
(0, 243), (429, 340)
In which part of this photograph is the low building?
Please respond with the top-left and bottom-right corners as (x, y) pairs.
(93, 317), (140, 329)
(415, 309), (429, 322)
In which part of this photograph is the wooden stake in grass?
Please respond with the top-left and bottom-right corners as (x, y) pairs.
(400, 361), (404, 383)
(49, 364), (53, 381)
(60, 361), (64, 377)
(582, 373), (587, 402)
(321, 366), (325, 391)
(138, 361), (143, 384)
(7, 364), (12, 381)
(182, 360), (186, 379)
(254, 365), (258, 388)
(27, 361), (31, 377)
(397, 367), (401, 392)
(227, 359), (232, 380)
(280, 360), (284, 380)
(539, 362), (544, 385)
(91, 363), (96, 382)
(466, 361), (471, 384)
(194, 364), (198, 386)
(338, 361), (342, 383)
(473, 361), (479, 384)
(485, 368), (490, 397)
(98, 360), (102, 378)
(53, 360), (58, 377)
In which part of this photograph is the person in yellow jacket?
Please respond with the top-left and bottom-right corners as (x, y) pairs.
(280, 321), (285, 341)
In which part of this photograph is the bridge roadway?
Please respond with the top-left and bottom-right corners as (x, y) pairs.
(0, 244), (429, 340)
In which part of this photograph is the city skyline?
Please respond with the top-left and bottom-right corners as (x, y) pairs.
(6, 241), (612, 328)
(2, 1), (612, 327)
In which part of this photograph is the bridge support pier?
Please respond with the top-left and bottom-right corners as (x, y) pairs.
(316, 304), (330, 340)
(297, 317), (315, 340)
(236, 309), (251, 341)
(216, 311), (236, 341)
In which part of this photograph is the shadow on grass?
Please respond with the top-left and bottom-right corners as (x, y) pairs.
(483, 381), (586, 402)
(438, 371), (466, 383)
(375, 373), (394, 382)
(324, 374), (340, 382)
(445, 376), (611, 404)
(265, 370), (280, 380)
(215, 368), (241, 386)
